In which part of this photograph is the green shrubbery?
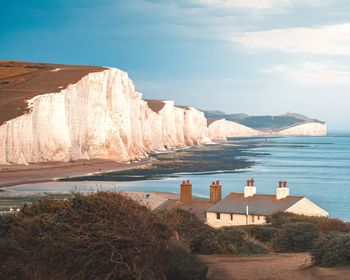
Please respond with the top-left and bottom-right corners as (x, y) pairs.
(157, 209), (267, 255)
(241, 225), (277, 243)
(311, 232), (350, 267)
(251, 212), (350, 267)
(217, 227), (268, 255)
(2, 195), (350, 277)
(0, 193), (207, 280)
(272, 222), (319, 252)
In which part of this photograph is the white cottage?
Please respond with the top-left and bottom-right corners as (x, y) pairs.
(206, 179), (329, 228)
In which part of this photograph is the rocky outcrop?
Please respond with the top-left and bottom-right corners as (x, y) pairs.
(208, 118), (263, 141)
(0, 68), (210, 164)
(275, 122), (327, 136)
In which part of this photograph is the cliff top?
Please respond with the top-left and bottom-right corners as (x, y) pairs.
(0, 60), (106, 125)
(145, 99), (166, 113)
(207, 118), (223, 126)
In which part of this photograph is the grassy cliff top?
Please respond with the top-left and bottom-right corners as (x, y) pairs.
(0, 60), (106, 125)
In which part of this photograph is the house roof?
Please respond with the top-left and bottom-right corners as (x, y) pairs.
(207, 192), (304, 216)
(158, 199), (213, 220)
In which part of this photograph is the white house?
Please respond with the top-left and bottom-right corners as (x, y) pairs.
(206, 179), (329, 228)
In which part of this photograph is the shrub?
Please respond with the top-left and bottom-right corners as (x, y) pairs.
(156, 209), (224, 254)
(164, 241), (208, 280)
(311, 232), (350, 267)
(156, 210), (268, 255)
(0, 192), (207, 280)
(268, 212), (350, 234)
(241, 225), (277, 243)
(216, 227), (268, 255)
(272, 222), (319, 252)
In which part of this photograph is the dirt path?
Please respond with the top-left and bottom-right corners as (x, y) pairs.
(199, 253), (350, 280)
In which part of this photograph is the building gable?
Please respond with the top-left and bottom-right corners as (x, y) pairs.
(285, 197), (329, 216)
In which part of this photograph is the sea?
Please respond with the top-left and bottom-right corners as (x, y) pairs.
(8, 132), (350, 221)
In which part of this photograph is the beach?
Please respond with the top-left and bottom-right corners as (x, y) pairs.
(0, 158), (152, 188)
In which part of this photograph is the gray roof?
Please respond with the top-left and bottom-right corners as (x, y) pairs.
(207, 193), (304, 216)
(157, 199), (213, 220)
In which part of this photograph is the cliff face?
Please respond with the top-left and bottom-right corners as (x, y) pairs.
(276, 122), (327, 136)
(0, 68), (209, 164)
(208, 119), (263, 141)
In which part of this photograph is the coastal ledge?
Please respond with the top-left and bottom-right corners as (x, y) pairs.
(0, 158), (151, 188)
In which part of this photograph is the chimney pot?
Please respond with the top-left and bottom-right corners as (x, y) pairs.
(251, 178), (254, 187)
(182, 180), (186, 184)
(247, 179), (251, 186)
(283, 181), (287, 188)
(279, 181), (283, 188)
(186, 179), (190, 184)
(216, 180), (220, 185)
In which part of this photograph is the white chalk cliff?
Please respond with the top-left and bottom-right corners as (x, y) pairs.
(0, 68), (210, 164)
(0, 65), (328, 165)
(275, 122), (327, 136)
(208, 118), (263, 141)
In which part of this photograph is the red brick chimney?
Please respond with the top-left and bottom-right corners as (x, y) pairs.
(180, 179), (192, 203)
(210, 180), (222, 204)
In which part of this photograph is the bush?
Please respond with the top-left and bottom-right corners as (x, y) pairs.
(311, 232), (350, 267)
(156, 209), (224, 254)
(272, 222), (319, 252)
(0, 192), (207, 280)
(217, 227), (268, 255)
(164, 241), (208, 280)
(268, 212), (350, 233)
(156, 209), (268, 255)
(241, 225), (277, 243)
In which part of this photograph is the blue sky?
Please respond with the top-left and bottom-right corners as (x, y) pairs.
(1, 0), (349, 129)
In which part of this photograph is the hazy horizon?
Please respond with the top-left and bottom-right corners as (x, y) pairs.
(1, 0), (349, 130)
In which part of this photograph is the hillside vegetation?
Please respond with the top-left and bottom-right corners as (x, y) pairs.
(0, 192), (207, 280)
(1, 193), (349, 280)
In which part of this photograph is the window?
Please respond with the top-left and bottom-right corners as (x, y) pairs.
(230, 214), (233, 221)
(258, 215), (261, 220)
(252, 215), (255, 223)
(216, 213), (221, 220)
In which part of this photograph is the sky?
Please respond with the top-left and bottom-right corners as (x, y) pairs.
(1, 0), (349, 130)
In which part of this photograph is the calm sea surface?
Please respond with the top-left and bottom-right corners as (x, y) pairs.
(10, 132), (350, 220)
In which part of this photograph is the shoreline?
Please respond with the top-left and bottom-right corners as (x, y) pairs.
(0, 158), (152, 188)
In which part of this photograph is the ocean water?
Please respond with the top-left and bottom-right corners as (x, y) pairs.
(115, 132), (350, 221)
(9, 132), (350, 220)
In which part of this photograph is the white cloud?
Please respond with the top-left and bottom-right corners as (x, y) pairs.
(196, 0), (282, 9)
(262, 62), (350, 85)
(231, 23), (350, 54)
